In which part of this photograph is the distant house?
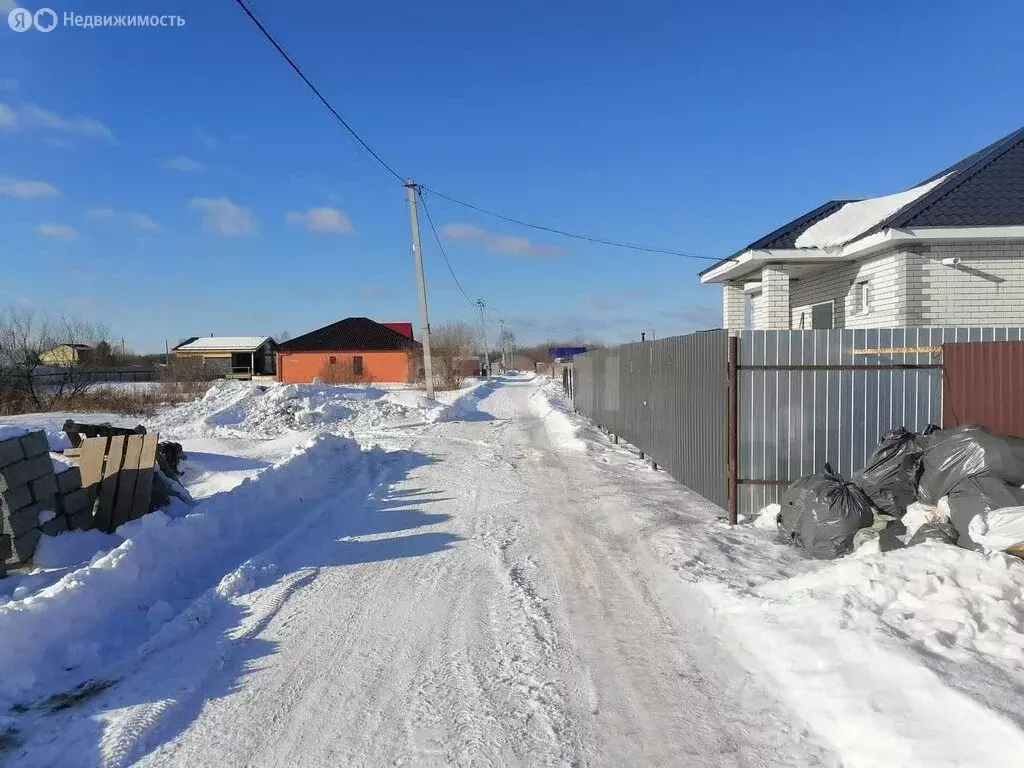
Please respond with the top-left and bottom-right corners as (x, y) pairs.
(700, 125), (1024, 329)
(172, 336), (277, 378)
(39, 343), (93, 367)
(276, 317), (421, 384)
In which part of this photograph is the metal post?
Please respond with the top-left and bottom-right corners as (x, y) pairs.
(727, 334), (739, 525)
(405, 179), (434, 399)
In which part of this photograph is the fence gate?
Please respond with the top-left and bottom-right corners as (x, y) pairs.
(943, 341), (1024, 437)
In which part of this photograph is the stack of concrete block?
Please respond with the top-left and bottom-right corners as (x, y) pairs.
(1, 429), (93, 569)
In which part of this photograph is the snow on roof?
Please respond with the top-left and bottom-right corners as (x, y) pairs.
(794, 174), (952, 249)
(176, 336), (271, 352)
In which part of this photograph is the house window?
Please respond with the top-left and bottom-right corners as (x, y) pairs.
(853, 280), (870, 315)
(811, 301), (834, 329)
(353, 356), (364, 376)
(329, 356), (337, 364)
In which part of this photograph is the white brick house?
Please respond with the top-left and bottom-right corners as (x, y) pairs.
(700, 126), (1024, 329)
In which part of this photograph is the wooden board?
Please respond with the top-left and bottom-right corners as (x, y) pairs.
(78, 437), (108, 489)
(112, 435), (144, 529)
(130, 434), (159, 521)
(95, 436), (126, 533)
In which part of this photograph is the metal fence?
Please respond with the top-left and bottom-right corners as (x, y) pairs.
(572, 326), (1024, 520)
(572, 330), (729, 508)
(32, 367), (158, 384)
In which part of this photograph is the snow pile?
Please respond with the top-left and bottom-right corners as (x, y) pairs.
(700, 540), (1024, 766)
(529, 378), (585, 451)
(0, 433), (387, 702)
(0, 423), (72, 452)
(795, 174), (950, 249)
(150, 380), (451, 439)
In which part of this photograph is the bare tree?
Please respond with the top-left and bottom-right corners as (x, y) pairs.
(431, 322), (476, 391)
(0, 307), (111, 414)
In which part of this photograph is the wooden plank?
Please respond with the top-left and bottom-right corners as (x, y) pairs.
(129, 434), (159, 521)
(95, 436), (126, 533)
(78, 437), (108, 488)
(62, 447), (82, 458)
(112, 435), (144, 529)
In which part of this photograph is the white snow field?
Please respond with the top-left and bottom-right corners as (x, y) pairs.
(1, 375), (1022, 767)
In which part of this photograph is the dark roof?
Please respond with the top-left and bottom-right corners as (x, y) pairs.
(698, 200), (856, 277)
(277, 317), (422, 353)
(875, 125), (1024, 230)
(172, 337), (200, 351)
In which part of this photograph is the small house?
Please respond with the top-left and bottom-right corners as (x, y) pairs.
(276, 317), (421, 384)
(39, 343), (93, 367)
(700, 125), (1024, 329)
(172, 336), (277, 378)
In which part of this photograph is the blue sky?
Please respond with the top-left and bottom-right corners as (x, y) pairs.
(2, 0), (1023, 352)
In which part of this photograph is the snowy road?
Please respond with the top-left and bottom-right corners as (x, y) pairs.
(8, 376), (834, 767)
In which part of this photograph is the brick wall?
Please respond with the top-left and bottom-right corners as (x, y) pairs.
(790, 251), (906, 329)
(906, 241), (1024, 325)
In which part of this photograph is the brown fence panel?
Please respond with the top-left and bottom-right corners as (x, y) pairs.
(943, 341), (1024, 437)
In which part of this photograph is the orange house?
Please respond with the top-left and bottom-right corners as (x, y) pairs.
(276, 317), (421, 384)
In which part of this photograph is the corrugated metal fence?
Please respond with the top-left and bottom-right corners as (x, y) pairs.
(572, 331), (729, 508)
(572, 326), (1024, 519)
(943, 341), (1024, 436)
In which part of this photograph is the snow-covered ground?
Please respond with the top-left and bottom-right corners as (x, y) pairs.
(1, 374), (1021, 766)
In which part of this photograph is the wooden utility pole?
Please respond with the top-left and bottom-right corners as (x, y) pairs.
(405, 180), (435, 398)
(475, 299), (489, 377)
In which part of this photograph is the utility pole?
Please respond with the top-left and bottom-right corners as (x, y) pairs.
(474, 298), (489, 377)
(405, 179), (434, 399)
(499, 319), (507, 371)
(164, 339), (169, 366)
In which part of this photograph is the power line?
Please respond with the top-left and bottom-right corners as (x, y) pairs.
(231, 0), (404, 183)
(416, 187), (475, 308)
(419, 186), (718, 261)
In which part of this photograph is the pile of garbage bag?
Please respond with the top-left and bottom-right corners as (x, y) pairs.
(768, 423), (1024, 558)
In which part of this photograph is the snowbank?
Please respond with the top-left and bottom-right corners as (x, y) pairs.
(529, 378), (585, 451)
(0, 433), (388, 702)
(150, 381), (454, 439)
(795, 174), (950, 249)
(697, 537), (1024, 766)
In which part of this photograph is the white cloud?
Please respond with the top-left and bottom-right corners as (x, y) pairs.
(440, 222), (561, 258)
(128, 212), (159, 231)
(0, 102), (115, 144)
(0, 177), (58, 199)
(188, 197), (258, 237)
(285, 206), (353, 234)
(36, 223), (80, 241)
(163, 155), (204, 173)
(0, 78), (17, 93)
(85, 207), (158, 230)
(197, 130), (220, 151)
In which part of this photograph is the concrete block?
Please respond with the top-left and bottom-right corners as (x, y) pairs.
(30, 473), (58, 502)
(0, 437), (25, 468)
(19, 431), (49, 458)
(39, 515), (69, 536)
(67, 508), (95, 531)
(3, 504), (50, 536)
(0, 455), (55, 490)
(60, 487), (92, 517)
(8, 528), (41, 564)
(56, 466), (82, 494)
(1, 483), (34, 513)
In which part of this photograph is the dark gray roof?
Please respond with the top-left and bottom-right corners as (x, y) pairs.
(277, 317), (421, 353)
(698, 200), (856, 277)
(704, 125), (1024, 278)
(878, 125), (1024, 230)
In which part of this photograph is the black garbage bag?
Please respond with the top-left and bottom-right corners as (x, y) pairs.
(879, 519), (908, 552)
(918, 426), (1024, 504)
(946, 475), (1024, 548)
(907, 522), (959, 548)
(778, 464), (875, 559)
(855, 427), (928, 517)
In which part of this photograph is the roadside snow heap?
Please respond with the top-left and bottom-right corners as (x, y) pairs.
(768, 424), (1024, 558)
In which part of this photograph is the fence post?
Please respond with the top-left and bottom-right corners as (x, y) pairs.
(727, 334), (738, 525)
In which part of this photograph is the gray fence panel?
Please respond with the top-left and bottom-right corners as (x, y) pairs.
(738, 326), (1024, 516)
(572, 331), (729, 509)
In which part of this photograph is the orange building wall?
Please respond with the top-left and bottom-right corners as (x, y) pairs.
(277, 350), (415, 384)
